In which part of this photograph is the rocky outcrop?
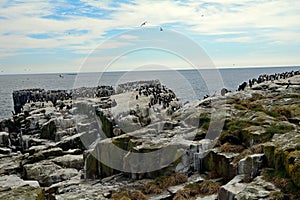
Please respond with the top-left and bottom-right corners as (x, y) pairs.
(263, 130), (300, 187)
(218, 175), (280, 200)
(0, 73), (299, 199)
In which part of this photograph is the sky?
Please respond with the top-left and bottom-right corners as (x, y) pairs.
(0, 0), (299, 74)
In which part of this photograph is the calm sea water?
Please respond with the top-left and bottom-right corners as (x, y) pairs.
(0, 66), (299, 120)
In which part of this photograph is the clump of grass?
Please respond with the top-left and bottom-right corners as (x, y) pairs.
(267, 107), (292, 118)
(223, 119), (261, 132)
(112, 190), (147, 200)
(174, 181), (221, 199)
(143, 183), (163, 194)
(249, 93), (265, 101)
(232, 98), (266, 112)
(143, 173), (188, 194)
(218, 119), (261, 146)
(199, 113), (211, 130)
(265, 124), (294, 135)
(220, 142), (245, 153)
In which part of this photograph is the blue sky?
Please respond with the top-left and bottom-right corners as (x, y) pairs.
(0, 0), (299, 74)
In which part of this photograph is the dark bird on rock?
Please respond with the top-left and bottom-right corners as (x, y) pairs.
(140, 21), (147, 27)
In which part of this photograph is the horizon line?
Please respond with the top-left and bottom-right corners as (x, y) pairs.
(0, 65), (299, 76)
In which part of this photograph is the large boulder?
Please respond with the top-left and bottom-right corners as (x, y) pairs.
(51, 154), (84, 170)
(0, 132), (10, 147)
(26, 147), (63, 164)
(218, 175), (280, 200)
(0, 152), (23, 175)
(204, 148), (239, 181)
(237, 153), (265, 178)
(24, 160), (77, 186)
(0, 175), (40, 189)
(0, 185), (45, 200)
(40, 118), (57, 140)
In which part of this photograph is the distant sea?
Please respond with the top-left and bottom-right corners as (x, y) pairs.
(0, 66), (299, 120)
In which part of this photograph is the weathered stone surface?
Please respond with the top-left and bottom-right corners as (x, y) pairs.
(234, 176), (280, 200)
(57, 133), (86, 151)
(263, 130), (300, 187)
(0, 153), (23, 175)
(40, 118), (57, 140)
(26, 147), (63, 163)
(24, 160), (62, 186)
(238, 153), (265, 178)
(0, 175), (40, 188)
(0, 132), (10, 147)
(204, 148), (239, 181)
(0, 185), (45, 200)
(1, 74), (299, 199)
(51, 154), (83, 170)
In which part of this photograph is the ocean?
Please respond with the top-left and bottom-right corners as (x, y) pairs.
(0, 66), (299, 120)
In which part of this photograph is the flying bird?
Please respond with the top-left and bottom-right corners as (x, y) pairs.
(140, 21), (147, 27)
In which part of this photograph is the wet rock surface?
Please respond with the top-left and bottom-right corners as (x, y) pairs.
(0, 73), (299, 199)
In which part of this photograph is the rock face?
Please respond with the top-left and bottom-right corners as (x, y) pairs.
(0, 175), (43, 200)
(238, 153), (265, 178)
(0, 73), (299, 199)
(263, 130), (300, 187)
(24, 160), (78, 186)
(0, 131), (10, 147)
(218, 175), (280, 200)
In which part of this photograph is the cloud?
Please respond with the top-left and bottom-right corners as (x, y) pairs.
(215, 36), (253, 43)
(0, 0), (299, 72)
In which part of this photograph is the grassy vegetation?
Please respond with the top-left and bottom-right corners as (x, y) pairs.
(249, 93), (266, 101)
(198, 113), (211, 130)
(173, 180), (221, 199)
(266, 107), (292, 118)
(143, 173), (188, 194)
(218, 119), (262, 146)
(112, 190), (147, 200)
(228, 97), (266, 112)
(265, 124), (294, 135)
(220, 142), (245, 153)
(262, 168), (300, 199)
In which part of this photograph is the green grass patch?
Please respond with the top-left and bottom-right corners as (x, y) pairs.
(265, 124), (294, 135)
(199, 113), (211, 130)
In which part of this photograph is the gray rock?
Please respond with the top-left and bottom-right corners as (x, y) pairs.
(51, 154), (83, 170)
(218, 175), (246, 200)
(0, 147), (12, 154)
(0, 175), (40, 188)
(238, 153), (265, 178)
(0, 131), (10, 147)
(26, 147), (63, 163)
(24, 160), (62, 186)
(41, 118), (57, 140)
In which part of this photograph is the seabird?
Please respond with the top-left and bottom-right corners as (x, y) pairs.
(140, 21), (147, 27)
(160, 27), (163, 31)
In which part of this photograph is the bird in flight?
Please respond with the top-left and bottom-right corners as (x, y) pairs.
(140, 21), (147, 27)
